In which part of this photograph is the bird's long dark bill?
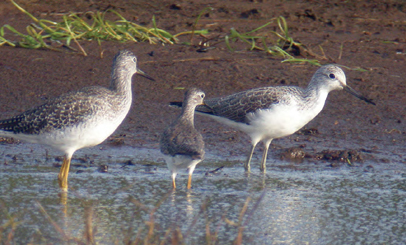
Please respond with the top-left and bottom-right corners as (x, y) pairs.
(344, 85), (376, 105)
(136, 68), (155, 81)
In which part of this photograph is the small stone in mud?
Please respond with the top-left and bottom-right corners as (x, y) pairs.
(298, 128), (319, 135)
(363, 165), (375, 172)
(370, 117), (380, 125)
(76, 157), (88, 163)
(98, 165), (108, 173)
(380, 158), (390, 163)
(205, 166), (224, 176)
(327, 162), (343, 168)
(280, 147), (306, 163)
(240, 9), (260, 18)
(169, 4), (181, 10)
(122, 160), (135, 166)
(55, 156), (64, 161)
(107, 135), (126, 146)
(315, 149), (363, 162)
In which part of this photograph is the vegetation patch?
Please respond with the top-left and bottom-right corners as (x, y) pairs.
(1, 1), (322, 65)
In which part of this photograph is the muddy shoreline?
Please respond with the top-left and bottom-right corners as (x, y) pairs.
(0, 0), (405, 167)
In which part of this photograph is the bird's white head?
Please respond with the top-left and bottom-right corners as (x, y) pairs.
(113, 50), (138, 75)
(311, 64), (375, 105)
(185, 88), (205, 107)
(311, 64), (347, 92)
(112, 50), (155, 81)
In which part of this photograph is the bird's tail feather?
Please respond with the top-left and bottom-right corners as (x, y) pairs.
(169, 101), (182, 108)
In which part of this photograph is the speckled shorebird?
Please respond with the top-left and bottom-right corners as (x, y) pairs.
(161, 88), (205, 189)
(0, 50), (154, 191)
(171, 65), (375, 173)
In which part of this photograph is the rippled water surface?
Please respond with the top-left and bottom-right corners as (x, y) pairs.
(1, 144), (405, 244)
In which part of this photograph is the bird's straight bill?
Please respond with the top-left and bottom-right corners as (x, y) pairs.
(344, 84), (375, 105)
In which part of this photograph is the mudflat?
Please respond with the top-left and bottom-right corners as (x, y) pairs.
(0, 0), (404, 166)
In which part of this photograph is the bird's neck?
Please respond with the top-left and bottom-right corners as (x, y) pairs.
(302, 82), (329, 110)
(179, 102), (197, 127)
(109, 69), (133, 97)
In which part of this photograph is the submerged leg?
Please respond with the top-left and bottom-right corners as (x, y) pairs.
(187, 166), (197, 189)
(59, 191), (68, 218)
(172, 172), (177, 189)
(187, 174), (193, 189)
(58, 155), (72, 192)
(260, 139), (272, 173)
(244, 142), (258, 172)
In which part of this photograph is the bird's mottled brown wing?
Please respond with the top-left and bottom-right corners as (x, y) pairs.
(160, 122), (205, 159)
(0, 89), (109, 135)
(196, 87), (289, 124)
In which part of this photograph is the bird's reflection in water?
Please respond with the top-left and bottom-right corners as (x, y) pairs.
(170, 188), (196, 229)
(185, 190), (194, 219)
(56, 189), (97, 242)
(59, 191), (68, 215)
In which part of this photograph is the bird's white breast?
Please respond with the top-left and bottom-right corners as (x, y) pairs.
(2, 104), (130, 156)
(163, 154), (202, 174)
(207, 92), (328, 143)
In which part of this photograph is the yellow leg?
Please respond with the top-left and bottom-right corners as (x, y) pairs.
(58, 155), (71, 192)
(172, 173), (177, 189)
(187, 173), (192, 189)
(59, 191), (68, 205)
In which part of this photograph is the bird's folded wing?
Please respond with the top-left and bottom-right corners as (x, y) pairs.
(196, 87), (286, 124)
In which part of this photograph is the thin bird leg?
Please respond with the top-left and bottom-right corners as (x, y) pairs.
(172, 173), (177, 189)
(187, 174), (193, 189)
(58, 155), (71, 192)
(260, 139), (272, 173)
(187, 165), (197, 189)
(244, 142), (258, 172)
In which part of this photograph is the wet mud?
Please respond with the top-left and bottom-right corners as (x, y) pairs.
(0, 0), (405, 165)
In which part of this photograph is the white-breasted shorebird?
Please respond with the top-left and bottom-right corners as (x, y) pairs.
(161, 88), (205, 189)
(170, 65), (375, 172)
(0, 50), (154, 191)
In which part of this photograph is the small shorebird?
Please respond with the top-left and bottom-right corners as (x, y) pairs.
(0, 50), (154, 191)
(170, 65), (375, 173)
(161, 88), (205, 189)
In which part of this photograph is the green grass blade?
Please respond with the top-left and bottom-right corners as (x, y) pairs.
(11, 0), (39, 22)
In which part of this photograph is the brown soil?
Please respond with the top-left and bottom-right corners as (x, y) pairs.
(0, 0), (405, 165)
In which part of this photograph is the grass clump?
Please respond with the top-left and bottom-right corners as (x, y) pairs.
(1, 0), (323, 65)
(0, 1), (208, 56)
(225, 16), (321, 65)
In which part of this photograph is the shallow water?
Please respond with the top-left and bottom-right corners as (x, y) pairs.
(0, 144), (405, 244)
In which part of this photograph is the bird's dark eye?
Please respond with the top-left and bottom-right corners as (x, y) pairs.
(329, 73), (335, 79)
(201, 94), (205, 99)
(133, 58), (137, 63)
